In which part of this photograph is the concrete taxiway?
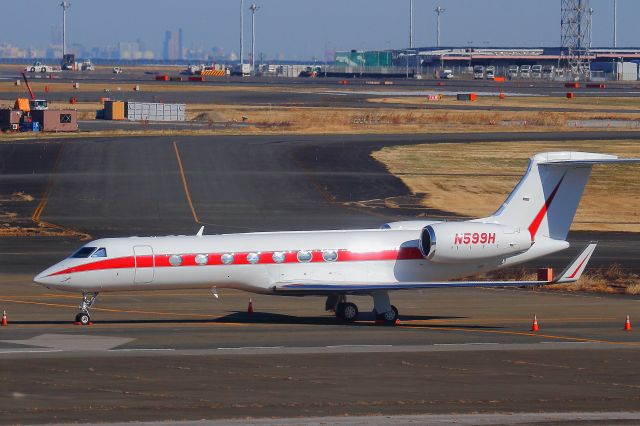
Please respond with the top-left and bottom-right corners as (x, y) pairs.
(1, 132), (639, 423)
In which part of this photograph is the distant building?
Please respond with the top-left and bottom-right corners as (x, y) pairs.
(163, 29), (183, 60)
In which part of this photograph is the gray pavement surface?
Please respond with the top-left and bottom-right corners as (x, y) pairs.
(1, 131), (639, 423)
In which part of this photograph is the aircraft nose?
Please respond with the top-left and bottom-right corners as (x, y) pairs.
(33, 267), (68, 287)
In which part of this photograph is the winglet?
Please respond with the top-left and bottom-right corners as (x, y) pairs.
(196, 226), (205, 237)
(554, 242), (597, 283)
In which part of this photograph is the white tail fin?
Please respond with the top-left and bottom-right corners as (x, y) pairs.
(486, 152), (640, 241)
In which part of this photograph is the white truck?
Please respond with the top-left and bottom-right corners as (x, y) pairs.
(531, 64), (543, 78)
(520, 65), (532, 78)
(473, 65), (484, 79)
(80, 60), (95, 71)
(507, 65), (519, 78)
(24, 61), (57, 73)
(542, 65), (555, 79)
(485, 66), (496, 80)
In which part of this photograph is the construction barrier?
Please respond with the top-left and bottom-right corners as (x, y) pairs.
(586, 83), (606, 89)
(457, 93), (477, 101)
(493, 77), (505, 82)
(188, 76), (205, 82)
(427, 94), (443, 101)
(565, 82), (580, 88)
(155, 75), (169, 81)
(169, 76), (183, 82)
(201, 69), (226, 76)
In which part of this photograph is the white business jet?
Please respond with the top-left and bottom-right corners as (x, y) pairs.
(34, 152), (639, 325)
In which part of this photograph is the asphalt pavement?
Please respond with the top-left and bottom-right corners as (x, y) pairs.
(1, 131), (639, 423)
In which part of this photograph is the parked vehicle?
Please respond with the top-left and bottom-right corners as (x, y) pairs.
(112, 67), (123, 74)
(80, 60), (95, 71)
(485, 66), (496, 80)
(473, 65), (484, 79)
(507, 65), (519, 78)
(24, 62), (56, 73)
(440, 69), (454, 79)
(531, 65), (543, 78)
(520, 65), (532, 78)
(61, 54), (75, 70)
(542, 65), (555, 79)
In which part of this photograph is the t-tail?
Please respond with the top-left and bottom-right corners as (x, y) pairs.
(484, 152), (640, 242)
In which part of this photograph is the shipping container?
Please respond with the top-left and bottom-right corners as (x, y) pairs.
(31, 109), (77, 132)
(125, 102), (185, 122)
(104, 101), (125, 120)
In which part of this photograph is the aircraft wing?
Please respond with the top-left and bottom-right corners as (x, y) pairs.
(273, 243), (597, 295)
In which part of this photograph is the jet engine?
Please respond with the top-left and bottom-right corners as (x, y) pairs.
(419, 222), (532, 263)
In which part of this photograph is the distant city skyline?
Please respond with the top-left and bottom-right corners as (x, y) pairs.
(0, 0), (638, 61)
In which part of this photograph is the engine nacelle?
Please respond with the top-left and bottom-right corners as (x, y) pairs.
(419, 222), (532, 263)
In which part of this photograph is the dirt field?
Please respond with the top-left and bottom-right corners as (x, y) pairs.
(372, 140), (640, 233)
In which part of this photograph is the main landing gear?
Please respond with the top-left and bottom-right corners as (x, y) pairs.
(75, 292), (98, 325)
(326, 292), (399, 325)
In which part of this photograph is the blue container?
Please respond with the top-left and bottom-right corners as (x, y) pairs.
(20, 121), (40, 132)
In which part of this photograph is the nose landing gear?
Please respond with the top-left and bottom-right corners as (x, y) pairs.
(75, 292), (98, 325)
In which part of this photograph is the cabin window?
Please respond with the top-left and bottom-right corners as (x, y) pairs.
(247, 252), (260, 264)
(169, 254), (182, 266)
(70, 247), (97, 258)
(297, 250), (312, 263)
(322, 250), (338, 262)
(272, 252), (285, 263)
(221, 253), (234, 265)
(195, 254), (208, 265)
(90, 248), (108, 258)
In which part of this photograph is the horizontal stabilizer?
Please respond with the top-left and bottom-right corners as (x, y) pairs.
(554, 242), (597, 283)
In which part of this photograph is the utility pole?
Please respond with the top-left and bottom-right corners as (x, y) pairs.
(434, 6), (445, 48)
(240, 0), (244, 65)
(613, 0), (617, 47)
(60, 1), (71, 57)
(588, 7), (594, 49)
(250, 3), (259, 75)
(409, 0), (413, 48)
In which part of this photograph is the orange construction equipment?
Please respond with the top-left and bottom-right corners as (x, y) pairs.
(531, 315), (539, 332)
(248, 298), (254, 314)
(624, 315), (632, 331)
(1, 310), (7, 326)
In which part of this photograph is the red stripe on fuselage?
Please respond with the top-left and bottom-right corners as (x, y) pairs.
(47, 247), (424, 277)
(527, 174), (566, 241)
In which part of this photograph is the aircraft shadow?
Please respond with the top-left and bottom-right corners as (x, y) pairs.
(10, 313), (502, 329)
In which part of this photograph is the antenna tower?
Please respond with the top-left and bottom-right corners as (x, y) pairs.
(560, 0), (591, 80)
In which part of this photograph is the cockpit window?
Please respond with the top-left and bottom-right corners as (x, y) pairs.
(70, 247), (97, 258)
(90, 248), (107, 258)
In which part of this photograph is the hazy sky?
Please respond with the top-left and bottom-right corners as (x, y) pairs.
(2, 0), (638, 59)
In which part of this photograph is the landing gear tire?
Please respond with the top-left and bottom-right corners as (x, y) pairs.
(75, 312), (91, 325)
(336, 302), (358, 322)
(377, 305), (399, 325)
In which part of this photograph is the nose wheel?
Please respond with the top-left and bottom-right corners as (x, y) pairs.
(74, 292), (98, 325)
(74, 312), (91, 326)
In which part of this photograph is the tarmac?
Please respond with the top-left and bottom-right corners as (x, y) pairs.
(1, 132), (639, 424)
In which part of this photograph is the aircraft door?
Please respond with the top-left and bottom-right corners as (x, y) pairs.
(133, 245), (155, 284)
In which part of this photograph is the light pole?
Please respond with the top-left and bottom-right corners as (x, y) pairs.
(409, 0), (413, 48)
(249, 3), (259, 75)
(60, 1), (71, 57)
(434, 6), (445, 48)
(240, 0), (244, 66)
(613, 0), (617, 48)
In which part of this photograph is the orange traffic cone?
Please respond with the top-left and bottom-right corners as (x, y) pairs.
(624, 315), (632, 331)
(247, 298), (254, 314)
(1, 310), (7, 326)
(531, 315), (539, 332)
